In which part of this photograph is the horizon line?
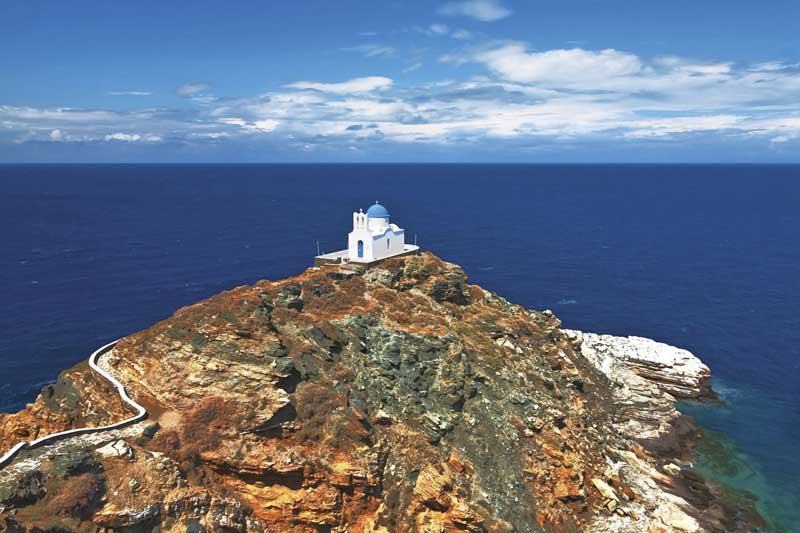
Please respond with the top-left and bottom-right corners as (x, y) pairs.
(2, 162), (800, 166)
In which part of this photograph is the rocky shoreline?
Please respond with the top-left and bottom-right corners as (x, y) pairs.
(0, 253), (765, 531)
(564, 331), (762, 532)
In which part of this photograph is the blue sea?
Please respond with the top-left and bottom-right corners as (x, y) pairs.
(1, 164), (798, 529)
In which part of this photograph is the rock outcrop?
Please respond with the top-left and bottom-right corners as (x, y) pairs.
(0, 253), (763, 532)
(566, 331), (715, 400)
(564, 330), (713, 457)
(0, 362), (129, 454)
(561, 331), (754, 533)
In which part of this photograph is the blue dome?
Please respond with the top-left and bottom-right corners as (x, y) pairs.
(366, 202), (390, 219)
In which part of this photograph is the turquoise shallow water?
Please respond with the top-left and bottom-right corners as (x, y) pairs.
(681, 378), (798, 531)
(0, 164), (798, 529)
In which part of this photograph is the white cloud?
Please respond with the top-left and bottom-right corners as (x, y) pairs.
(285, 76), (393, 94)
(622, 115), (745, 138)
(464, 44), (800, 112)
(680, 63), (732, 75)
(4, 45), (800, 155)
(191, 96), (219, 104)
(177, 82), (211, 98)
(0, 106), (119, 122)
(191, 131), (231, 139)
(325, 98), (410, 120)
(475, 44), (642, 85)
(342, 44), (395, 58)
(439, 0), (511, 22)
(403, 62), (423, 73)
(749, 61), (800, 72)
(108, 91), (152, 96)
(429, 24), (449, 35)
(452, 29), (474, 40)
(218, 117), (247, 127)
(655, 56), (732, 75)
(104, 133), (162, 142)
(249, 119), (281, 132)
(213, 51), (800, 145)
(218, 117), (280, 132)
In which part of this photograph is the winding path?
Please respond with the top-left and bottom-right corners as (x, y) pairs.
(0, 339), (147, 470)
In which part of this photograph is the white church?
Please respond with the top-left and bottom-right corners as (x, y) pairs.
(315, 202), (419, 265)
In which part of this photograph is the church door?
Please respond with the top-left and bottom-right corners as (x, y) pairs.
(357, 240), (364, 258)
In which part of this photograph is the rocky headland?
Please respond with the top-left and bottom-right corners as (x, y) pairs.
(0, 253), (764, 532)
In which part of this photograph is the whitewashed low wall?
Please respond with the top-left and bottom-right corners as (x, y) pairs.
(0, 339), (147, 470)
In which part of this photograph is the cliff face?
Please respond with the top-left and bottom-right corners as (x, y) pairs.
(0, 253), (762, 532)
(0, 361), (129, 452)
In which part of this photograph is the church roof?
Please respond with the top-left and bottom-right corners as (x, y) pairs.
(366, 202), (390, 219)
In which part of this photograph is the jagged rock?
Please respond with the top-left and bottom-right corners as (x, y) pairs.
(275, 283), (304, 311)
(0, 471), (46, 509)
(428, 273), (470, 304)
(142, 422), (160, 438)
(96, 439), (134, 459)
(413, 463), (454, 511)
(565, 331), (714, 400)
(363, 267), (396, 286)
(552, 465), (584, 501)
(590, 478), (618, 502)
(94, 503), (161, 528)
(0, 253), (764, 532)
(654, 504), (701, 532)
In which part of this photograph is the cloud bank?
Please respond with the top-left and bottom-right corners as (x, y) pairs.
(2, 44), (800, 160)
(284, 77), (393, 94)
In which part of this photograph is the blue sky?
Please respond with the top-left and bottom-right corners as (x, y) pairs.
(2, 0), (799, 162)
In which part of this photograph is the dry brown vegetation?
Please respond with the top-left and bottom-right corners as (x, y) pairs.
(10, 471), (103, 531)
(48, 472), (102, 517)
(369, 286), (400, 306)
(0, 253), (742, 532)
(305, 276), (369, 316)
(150, 426), (181, 454)
(151, 396), (242, 462)
(294, 381), (344, 444)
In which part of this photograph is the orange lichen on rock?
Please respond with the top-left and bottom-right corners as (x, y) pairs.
(0, 253), (765, 532)
(0, 361), (130, 453)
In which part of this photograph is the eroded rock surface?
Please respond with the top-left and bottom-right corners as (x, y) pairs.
(566, 331), (715, 400)
(0, 253), (763, 532)
(0, 362), (129, 454)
